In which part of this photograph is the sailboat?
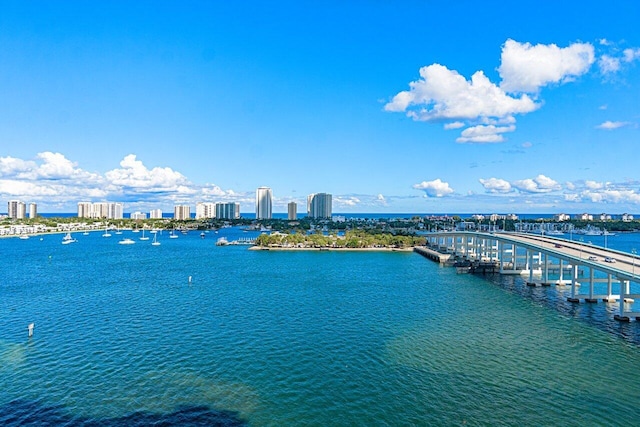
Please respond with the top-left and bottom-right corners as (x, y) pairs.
(170, 229), (179, 239)
(62, 232), (77, 244)
(102, 226), (112, 237)
(139, 228), (149, 241)
(151, 232), (161, 246)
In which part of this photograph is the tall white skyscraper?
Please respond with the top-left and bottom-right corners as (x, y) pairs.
(256, 187), (272, 219)
(28, 203), (37, 219)
(149, 209), (163, 219)
(77, 202), (123, 219)
(307, 193), (332, 219)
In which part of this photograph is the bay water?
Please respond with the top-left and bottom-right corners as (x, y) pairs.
(1, 229), (640, 426)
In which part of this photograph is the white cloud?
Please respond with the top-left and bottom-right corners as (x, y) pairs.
(456, 124), (516, 143)
(444, 121), (465, 130)
(385, 64), (538, 121)
(599, 104), (608, 110)
(479, 178), (512, 193)
(105, 154), (190, 193)
(596, 121), (631, 130)
(598, 55), (620, 73)
(376, 194), (387, 206)
(413, 179), (454, 197)
(512, 174), (561, 193)
(334, 196), (361, 207)
(585, 180), (604, 190)
(599, 39), (611, 46)
(623, 48), (640, 63)
(521, 141), (532, 148)
(498, 39), (595, 93)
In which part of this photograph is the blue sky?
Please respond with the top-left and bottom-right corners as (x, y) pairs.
(1, 1), (639, 214)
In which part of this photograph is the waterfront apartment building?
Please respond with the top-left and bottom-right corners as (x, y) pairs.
(130, 212), (147, 220)
(215, 202), (240, 220)
(7, 200), (26, 219)
(288, 202), (297, 220)
(28, 203), (37, 219)
(174, 205), (191, 220)
(77, 202), (124, 219)
(149, 209), (163, 219)
(196, 202), (216, 219)
(256, 187), (272, 220)
(307, 193), (332, 219)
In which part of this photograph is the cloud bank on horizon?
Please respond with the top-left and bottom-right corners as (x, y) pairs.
(3, 151), (640, 214)
(385, 39), (639, 143)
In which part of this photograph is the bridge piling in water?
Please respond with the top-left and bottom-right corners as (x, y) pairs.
(420, 231), (640, 322)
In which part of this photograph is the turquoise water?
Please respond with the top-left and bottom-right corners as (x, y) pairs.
(2, 230), (640, 426)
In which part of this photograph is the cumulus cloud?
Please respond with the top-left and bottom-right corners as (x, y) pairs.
(0, 152), (240, 211)
(512, 174), (561, 193)
(376, 194), (387, 206)
(413, 179), (454, 197)
(386, 38), (598, 144)
(498, 39), (595, 93)
(596, 120), (631, 130)
(456, 124), (516, 143)
(479, 178), (512, 193)
(384, 64), (538, 121)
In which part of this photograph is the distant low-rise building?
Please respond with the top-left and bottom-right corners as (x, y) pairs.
(622, 213), (634, 222)
(575, 213), (593, 221)
(599, 213), (612, 221)
(554, 213), (571, 222)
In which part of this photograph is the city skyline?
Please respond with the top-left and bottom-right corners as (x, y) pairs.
(0, 2), (639, 214)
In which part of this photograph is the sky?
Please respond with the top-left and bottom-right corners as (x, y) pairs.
(1, 1), (639, 215)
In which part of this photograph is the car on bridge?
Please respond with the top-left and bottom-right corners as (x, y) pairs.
(604, 257), (616, 263)
(588, 255), (598, 261)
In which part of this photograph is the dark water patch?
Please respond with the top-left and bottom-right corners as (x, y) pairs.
(0, 400), (247, 426)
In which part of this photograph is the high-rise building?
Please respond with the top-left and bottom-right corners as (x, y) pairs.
(149, 209), (163, 219)
(174, 205), (191, 220)
(215, 202), (240, 219)
(307, 193), (332, 219)
(196, 202), (216, 219)
(7, 200), (26, 219)
(130, 212), (147, 220)
(256, 187), (272, 220)
(77, 202), (92, 218)
(28, 203), (37, 219)
(77, 202), (124, 219)
(288, 202), (297, 220)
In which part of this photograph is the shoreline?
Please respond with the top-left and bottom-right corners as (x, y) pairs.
(248, 246), (415, 252)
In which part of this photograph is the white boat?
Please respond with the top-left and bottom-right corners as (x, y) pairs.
(169, 229), (178, 239)
(139, 229), (149, 241)
(102, 226), (111, 237)
(151, 233), (161, 246)
(62, 232), (77, 244)
(118, 238), (135, 245)
(546, 230), (564, 236)
(216, 237), (229, 246)
(19, 235), (30, 240)
(83, 231), (90, 236)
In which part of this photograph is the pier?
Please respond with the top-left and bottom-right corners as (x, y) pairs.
(420, 231), (640, 322)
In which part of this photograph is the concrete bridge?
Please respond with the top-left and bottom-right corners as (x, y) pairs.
(418, 231), (640, 322)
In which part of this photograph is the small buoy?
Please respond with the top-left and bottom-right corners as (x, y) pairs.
(27, 322), (34, 338)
